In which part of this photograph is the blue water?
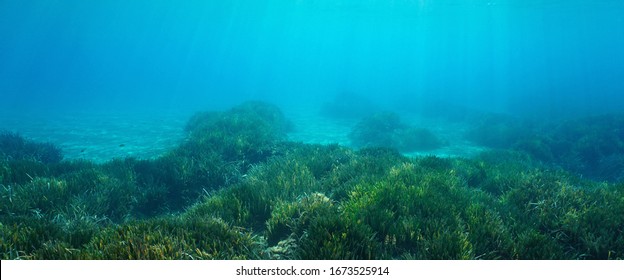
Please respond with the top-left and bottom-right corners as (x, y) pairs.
(1, 0), (623, 160)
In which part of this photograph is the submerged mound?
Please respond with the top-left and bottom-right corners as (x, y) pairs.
(146, 101), (294, 208)
(349, 112), (444, 152)
(184, 100), (292, 161)
(0, 131), (63, 163)
(467, 113), (624, 182)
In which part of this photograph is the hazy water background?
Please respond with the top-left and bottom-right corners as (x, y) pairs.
(1, 0), (623, 160)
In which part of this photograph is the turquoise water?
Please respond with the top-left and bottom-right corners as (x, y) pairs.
(1, 0), (623, 161)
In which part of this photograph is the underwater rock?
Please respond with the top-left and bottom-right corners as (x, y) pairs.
(266, 236), (298, 260)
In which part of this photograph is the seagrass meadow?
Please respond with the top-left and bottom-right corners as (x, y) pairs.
(1, 101), (623, 260)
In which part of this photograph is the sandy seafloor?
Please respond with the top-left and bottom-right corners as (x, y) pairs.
(1, 107), (487, 163)
(0, 110), (188, 162)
